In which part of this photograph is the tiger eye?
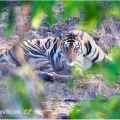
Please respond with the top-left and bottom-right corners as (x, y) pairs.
(36, 40), (40, 45)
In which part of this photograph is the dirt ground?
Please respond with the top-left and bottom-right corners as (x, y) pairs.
(0, 63), (120, 119)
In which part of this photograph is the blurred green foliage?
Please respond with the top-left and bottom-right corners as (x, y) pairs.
(1, 1), (120, 33)
(4, 7), (14, 37)
(30, 1), (120, 30)
(82, 46), (120, 84)
(0, 75), (34, 118)
(11, 76), (32, 110)
(61, 1), (120, 31)
(69, 46), (120, 119)
(31, 1), (55, 27)
(71, 65), (83, 78)
(69, 95), (120, 119)
(0, 1), (6, 14)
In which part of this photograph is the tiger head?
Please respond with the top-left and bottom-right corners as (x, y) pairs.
(59, 32), (83, 67)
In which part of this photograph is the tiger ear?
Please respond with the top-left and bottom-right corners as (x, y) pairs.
(76, 31), (80, 38)
(60, 32), (67, 39)
(76, 31), (84, 40)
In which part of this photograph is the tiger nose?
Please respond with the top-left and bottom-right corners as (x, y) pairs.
(69, 60), (72, 63)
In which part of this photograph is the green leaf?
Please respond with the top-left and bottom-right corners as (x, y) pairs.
(69, 96), (120, 119)
(4, 6), (14, 37)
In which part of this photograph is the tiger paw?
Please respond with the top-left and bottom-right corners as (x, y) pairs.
(34, 70), (55, 82)
(45, 73), (55, 82)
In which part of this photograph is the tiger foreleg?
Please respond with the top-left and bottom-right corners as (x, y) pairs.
(52, 72), (74, 82)
(34, 70), (74, 82)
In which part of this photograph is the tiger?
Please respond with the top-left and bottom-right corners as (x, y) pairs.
(0, 30), (110, 82)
